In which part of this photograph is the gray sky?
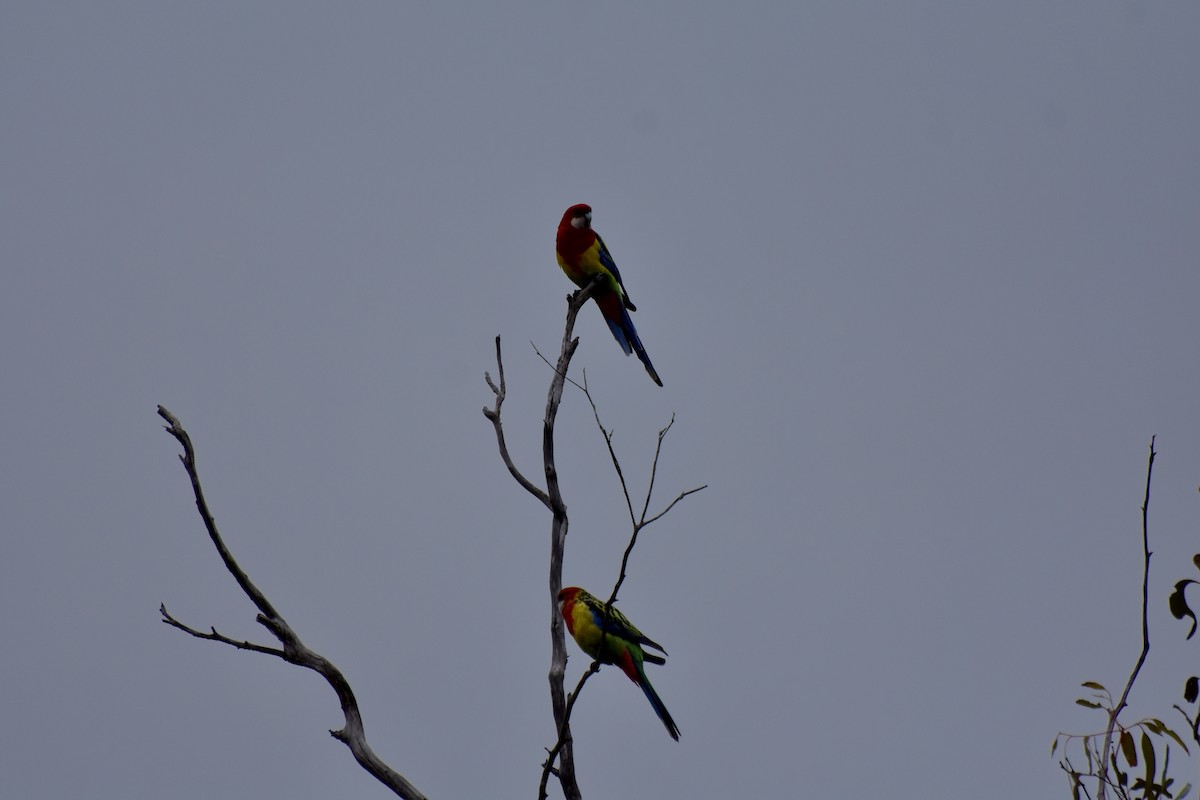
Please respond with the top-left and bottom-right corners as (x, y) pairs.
(3, 2), (1199, 798)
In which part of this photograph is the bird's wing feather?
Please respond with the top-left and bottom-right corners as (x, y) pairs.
(582, 594), (666, 654)
(595, 234), (636, 311)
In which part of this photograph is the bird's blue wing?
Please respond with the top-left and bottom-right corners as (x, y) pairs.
(595, 233), (637, 311)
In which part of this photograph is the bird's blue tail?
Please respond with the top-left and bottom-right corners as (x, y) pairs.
(603, 306), (663, 387)
(637, 670), (680, 741)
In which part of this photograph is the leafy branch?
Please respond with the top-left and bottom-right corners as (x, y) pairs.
(1053, 438), (1191, 800)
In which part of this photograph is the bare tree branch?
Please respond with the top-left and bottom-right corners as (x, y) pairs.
(576, 379), (708, 535)
(156, 405), (427, 800)
(487, 274), (706, 797)
(159, 603), (285, 657)
(641, 486), (708, 529)
(484, 336), (552, 509)
(575, 379), (707, 605)
(484, 279), (601, 800)
(538, 290), (589, 800)
(1097, 435), (1156, 800)
(533, 372), (706, 793)
(538, 664), (600, 800)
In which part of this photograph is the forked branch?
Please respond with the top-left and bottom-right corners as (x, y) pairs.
(485, 276), (704, 799)
(574, 374), (707, 604)
(483, 279), (601, 800)
(157, 405), (426, 800)
(534, 375), (705, 798)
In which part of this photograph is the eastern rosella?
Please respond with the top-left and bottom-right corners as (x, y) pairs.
(555, 204), (663, 387)
(557, 586), (680, 740)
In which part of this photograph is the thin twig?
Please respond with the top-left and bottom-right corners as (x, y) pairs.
(638, 417), (675, 522)
(159, 603), (285, 657)
(577, 372), (637, 525)
(573, 381), (706, 602)
(538, 663), (600, 800)
(157, 406), (427, 800)
(1059, 756), (1096, 800)
(1097, 436), (1156, 800)
(641, 486), (708, 528)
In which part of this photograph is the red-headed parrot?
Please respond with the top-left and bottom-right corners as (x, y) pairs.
(557, 586), (679, 740)
(555, 204), (663, 386)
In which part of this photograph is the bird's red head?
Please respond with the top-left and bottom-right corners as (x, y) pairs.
(558, 204), (593, 232)
(557, 586), (581, 629)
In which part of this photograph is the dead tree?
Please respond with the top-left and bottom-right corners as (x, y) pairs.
(156, 278), (702, 799)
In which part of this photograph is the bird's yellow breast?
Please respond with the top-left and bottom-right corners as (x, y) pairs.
(558, 243), (618, 293)
(568, 602), (607, 660)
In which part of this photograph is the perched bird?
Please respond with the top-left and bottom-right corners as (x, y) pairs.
(557, 586), (679, 740)
(555, 204), (663, 387)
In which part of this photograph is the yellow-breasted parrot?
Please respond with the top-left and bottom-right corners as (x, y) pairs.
(556, 586), (679, 740)
(555, 204), (663, 387)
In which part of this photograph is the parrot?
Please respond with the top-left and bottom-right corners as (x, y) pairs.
(555, 204), (663, 387)
(556, 586), (680, 740)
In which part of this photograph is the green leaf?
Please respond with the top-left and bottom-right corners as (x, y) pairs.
(1143, 731), (1157, 787)
(1076, 699), (1103, 709)
(1160, 723), (1190, 754)
(1051, 736), (1059, 756)
(1082, 681), (1107, 691)
(1122, 730), (1138, 767)
(1170, 581), (1199, 639)
(1177, 781), (1192, 800)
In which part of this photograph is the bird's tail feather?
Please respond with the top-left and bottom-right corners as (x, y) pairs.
(626, 318), (663, 387)
(637, 669), (680, 741)
(603, 315), (634, 355)
(600, 304), (662, 387)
